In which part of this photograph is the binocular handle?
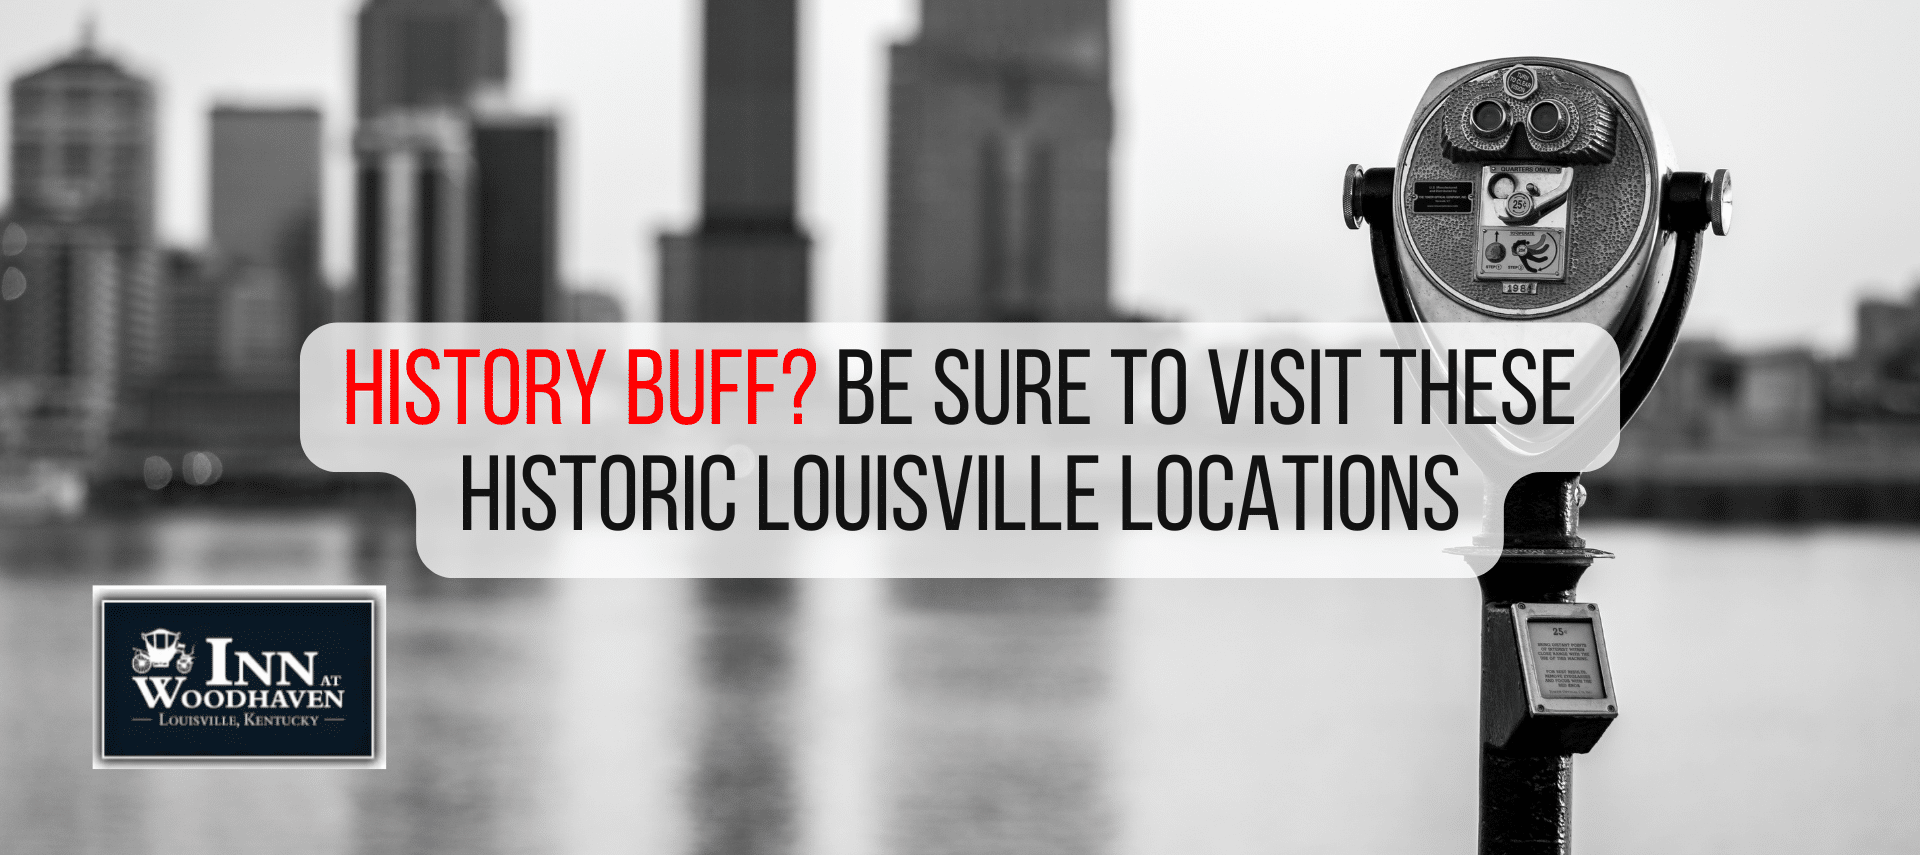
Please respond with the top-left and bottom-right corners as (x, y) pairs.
(1344, 166), (1730, 425)
(1620, 171), (1722, 420)
(1344, 167), (1420, 324)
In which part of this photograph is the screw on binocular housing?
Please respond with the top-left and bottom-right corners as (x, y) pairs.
(1345, 58), (1729, 855)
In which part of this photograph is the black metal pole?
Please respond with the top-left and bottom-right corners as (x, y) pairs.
(1475, 471), (1593, 855)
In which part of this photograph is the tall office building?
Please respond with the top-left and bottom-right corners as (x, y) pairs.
(355, 109), (472, 322)
(352, 0), (558, 323)
(112, 104), (324, 489)
(0, 221), (120, 458)
(0, 29), (156, 460)
(354, 0), (492, 324)
(472, 111), (557, 321)
(203, 105), (322, 379)
(884, 0), (1113, 321)
(5, 29), (159, 374)
(117, 103), (325, 484)
(659, 0), (811, 322)
(356, 0), (508, 119)
(155, 248), (221, 377)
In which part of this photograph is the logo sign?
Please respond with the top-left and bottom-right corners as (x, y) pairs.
(93, 586), (386, 768)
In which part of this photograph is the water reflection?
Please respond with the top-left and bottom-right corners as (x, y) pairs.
(885, 580), (1109, 855)
(696, 579), (797, 855)
(355, 569), (556, 855)
(3, 512), (1919, 854)
(0, 548), (142, 854)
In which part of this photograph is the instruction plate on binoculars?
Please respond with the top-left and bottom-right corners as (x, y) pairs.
(1526, 619), (1604, 699)
(1510, 602), (1616, 715)
(1477, 165), (1570, 283)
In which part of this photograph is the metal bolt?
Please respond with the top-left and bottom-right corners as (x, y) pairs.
(1709, 168), (1733, 236)
(1536, 704), (1546, 712)
(1342, 164), (1366, 230)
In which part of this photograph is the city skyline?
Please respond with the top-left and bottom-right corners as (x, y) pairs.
(0, 5), (1916, 851)
(3, 1), (1919, 350)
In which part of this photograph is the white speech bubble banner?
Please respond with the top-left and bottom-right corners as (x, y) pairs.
(299, 323), (1618, 578)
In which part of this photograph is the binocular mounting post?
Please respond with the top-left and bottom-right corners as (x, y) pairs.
(1351, 165), (1721, 854)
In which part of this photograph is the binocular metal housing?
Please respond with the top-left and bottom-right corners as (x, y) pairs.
(1344, 58), (1733, 850)
(1345, 57), (1730, 422)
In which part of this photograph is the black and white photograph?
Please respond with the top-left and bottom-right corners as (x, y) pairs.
(2, 1), (1917, 853)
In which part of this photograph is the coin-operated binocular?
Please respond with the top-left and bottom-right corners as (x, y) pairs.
(1344, 57), (1729, 421)
(1345, 58), (1730, 853)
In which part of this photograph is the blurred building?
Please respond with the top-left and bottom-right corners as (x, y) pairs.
(884, 0), (1114, 321)
(110, 100), (327, 494)
(1628, 288), (1920, 451)
(1829, 288), (1920, 419)
(1627, 341), (1822, 452)
(357, 0), (508, 119)
(155, 248), (221, 378)
(659, 0), (811, 322)
(0, 221), (120, 460)
(355, 109), (473, 321)
(111, 245), (314, 495)
(204, 105), (323, 378)
(561, 289), (625, 322)
(352, 0), (559, 323)
(1591, 296), (1920, 522)
(5, 28), (159, 377)
(0, 27), (156, 501)
(473, 112), (557, 321)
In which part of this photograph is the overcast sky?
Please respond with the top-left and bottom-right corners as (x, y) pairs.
(2, 0), (1913, 350)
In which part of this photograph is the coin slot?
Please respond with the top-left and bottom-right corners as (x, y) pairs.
(1488, 173), (1518, 199)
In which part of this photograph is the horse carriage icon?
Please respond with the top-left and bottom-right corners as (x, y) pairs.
(132, 628), (195, 675)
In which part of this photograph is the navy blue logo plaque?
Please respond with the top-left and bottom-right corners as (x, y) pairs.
(94, 586), (386, 768)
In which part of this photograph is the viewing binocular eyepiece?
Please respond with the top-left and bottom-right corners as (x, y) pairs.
(1345, 57), (1731, 423)
(1470, 98), (1564, 140)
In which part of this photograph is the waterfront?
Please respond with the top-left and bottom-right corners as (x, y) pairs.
(1, 511), (1915, 854)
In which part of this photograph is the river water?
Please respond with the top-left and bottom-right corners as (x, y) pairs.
(1, 511), (1914, 854)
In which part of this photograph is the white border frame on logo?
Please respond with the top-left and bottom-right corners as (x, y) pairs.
(93, 585), (387, 769)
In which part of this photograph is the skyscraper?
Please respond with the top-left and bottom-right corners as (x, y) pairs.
(356, 0), (508, 119)
(354, 0), (497, 323)
(472, 111), (557, 322)
(659, 0), (811, 322)
(155, 248), (221, 377)
(352, 0), (559, 323)
(355, 109), (472, 321)
(112, 103), (325, 492)
(0, 221), (119, 458)
(6, 29), (154, 254)
(206, 105), (322, 378)
(884, 0), (1113, 321)
(0, 27), (156, 461)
